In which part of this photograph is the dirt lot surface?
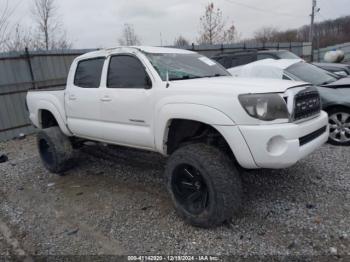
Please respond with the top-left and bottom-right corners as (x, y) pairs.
(0, 136), (349, 259)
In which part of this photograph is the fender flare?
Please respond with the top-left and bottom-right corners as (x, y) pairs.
(35, 100), (72, 136)
(155, 103), (235, 154)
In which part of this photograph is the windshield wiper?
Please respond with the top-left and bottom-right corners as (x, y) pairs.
(169, 75), (202, 81)
(203, 74), (225, 78)
(169, 74), (225, 81)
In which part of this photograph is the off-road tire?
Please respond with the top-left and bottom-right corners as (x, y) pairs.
(37, 127), (75, 174)
(165, 143), (242, 228)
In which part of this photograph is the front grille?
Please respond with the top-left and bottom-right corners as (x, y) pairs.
(293, 90), (321, 121)
(299, 126), (327, 146)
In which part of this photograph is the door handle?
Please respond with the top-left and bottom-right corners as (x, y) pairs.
(69, 94), (77, 101)
(100, 96), (112, 102)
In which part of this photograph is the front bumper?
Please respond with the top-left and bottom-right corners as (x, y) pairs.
(215, 111), (329, 169)
(239, 111), (329, 169)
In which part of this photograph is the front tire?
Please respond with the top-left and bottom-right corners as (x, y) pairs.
(165, 143), (242, 228)
(328, 107), (350, 146)
(37, 127), (75, 174)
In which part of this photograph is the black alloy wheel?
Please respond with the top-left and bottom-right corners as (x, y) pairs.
(171, 164), (209, 215)
(165, 143), (242, 228)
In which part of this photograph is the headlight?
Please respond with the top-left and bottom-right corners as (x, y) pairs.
(238, 93), (289, 121)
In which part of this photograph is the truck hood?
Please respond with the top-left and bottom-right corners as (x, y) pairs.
(170, 76), (308, 94)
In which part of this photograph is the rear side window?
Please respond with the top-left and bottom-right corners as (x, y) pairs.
(107, 55), (150, 89)
(74, 58), (105, 88)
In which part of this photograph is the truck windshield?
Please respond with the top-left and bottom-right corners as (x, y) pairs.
(286, 62), (338, 85)
(145, 53), (230, 81)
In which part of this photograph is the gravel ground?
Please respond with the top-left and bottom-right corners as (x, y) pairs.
(0, 135), (349, 259)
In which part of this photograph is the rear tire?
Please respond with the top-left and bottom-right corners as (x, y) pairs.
(327, 107), (350, 146)
(165, 143), (242, 228)
(37, 127), (75, 174)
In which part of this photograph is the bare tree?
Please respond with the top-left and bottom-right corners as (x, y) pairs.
(174, 35), (190, 47)
(0, 0), (17, 51)
(197, 3), (238, 45)
(306, 16), (350, 48)
(198, 3), (225, 44)
(5, 24), (37, 51)
(31, 0), (71, 50)
(250, 16), (350, 48)
(253, 27), (279, 43)
(222, 23), (238, 44)
(275, 29), (298, 42)
(118, 23), (141, 46)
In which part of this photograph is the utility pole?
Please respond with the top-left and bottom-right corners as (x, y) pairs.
(309, 0), (318, 62)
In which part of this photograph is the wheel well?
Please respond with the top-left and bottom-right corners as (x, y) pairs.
(40, 110), (59, 129)
(166, 119), (236, 159)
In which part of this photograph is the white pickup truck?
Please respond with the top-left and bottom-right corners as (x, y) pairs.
(27, 46), (329, 228)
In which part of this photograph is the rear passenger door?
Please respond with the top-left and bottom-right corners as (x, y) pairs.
(65, 57), (105, 139)
(99, 54), (155, 149)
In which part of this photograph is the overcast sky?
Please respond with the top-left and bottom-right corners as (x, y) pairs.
(8, 0), (350, 48)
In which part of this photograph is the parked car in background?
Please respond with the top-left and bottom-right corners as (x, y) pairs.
(211, 49), (301, 69)
(212, 49), (350, 78)
(229, 59), (350, 146)
(26, 46), (329, 228)
(313, 62), (350, 77)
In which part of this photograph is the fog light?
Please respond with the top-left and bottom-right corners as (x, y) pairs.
(267, 136), (288, 156)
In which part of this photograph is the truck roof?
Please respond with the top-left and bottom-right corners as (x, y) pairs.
(76, 46), (195, 60)
(134, 46), (195, 54)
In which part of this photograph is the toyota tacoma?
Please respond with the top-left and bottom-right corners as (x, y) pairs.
(26, 46), (329, 228)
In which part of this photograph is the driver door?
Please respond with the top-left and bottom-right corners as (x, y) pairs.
(99, 54), (155, 149)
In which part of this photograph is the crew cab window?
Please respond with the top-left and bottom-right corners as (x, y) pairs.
(107, 55), (151, 89)
(74, 58), (105, 88)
